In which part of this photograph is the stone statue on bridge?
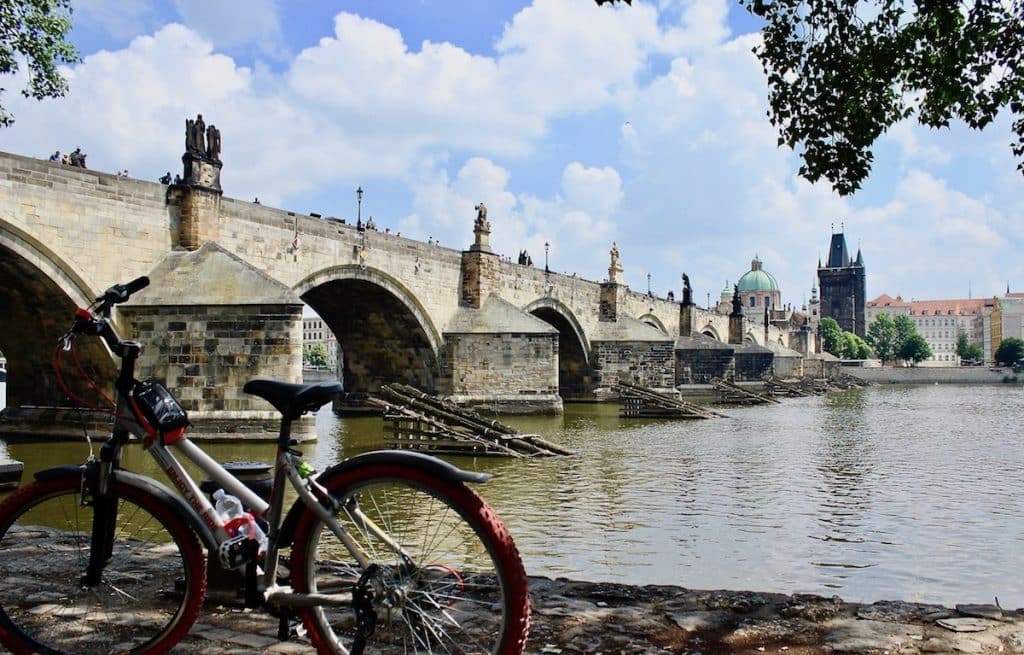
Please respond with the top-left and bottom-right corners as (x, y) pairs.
(182, 114), (223, 193)
(682, 272), (692, 306)
(474, 202), (490, 232)
(186, 114), (206, 155)
(470, 202), (492, 253)
(608, 242), (623, 283)
(205, 124), (221, 162)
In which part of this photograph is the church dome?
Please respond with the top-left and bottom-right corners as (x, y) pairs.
(736, 257), (779, 293)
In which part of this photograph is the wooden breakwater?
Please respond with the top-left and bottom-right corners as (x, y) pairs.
(764, 376), (824, 398)
(367, 384), (572, 457)
(614, 383), (725, 419)
(711, 378), (781, 405)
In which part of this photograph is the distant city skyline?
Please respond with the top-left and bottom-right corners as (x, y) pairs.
(2, 0), (1020, 307)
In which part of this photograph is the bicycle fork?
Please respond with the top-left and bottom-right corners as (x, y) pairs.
(81, 443), (123, 587)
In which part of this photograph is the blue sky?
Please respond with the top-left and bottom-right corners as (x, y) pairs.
(3, 0), (1022, 307)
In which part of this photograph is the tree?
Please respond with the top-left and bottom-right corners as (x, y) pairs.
(898, 334), (932, 366)
(303, 342), (328, 369)
(994, 337), (1024, 367)
(840, 331), (872, 360)
(956, 331), (985, 364)
(819, 316), (842, 356)
(893, 315), (917, 351)
(739, 1), (1024, 195)
(1, 0), (79, 127)
(866, 314), (898, 363)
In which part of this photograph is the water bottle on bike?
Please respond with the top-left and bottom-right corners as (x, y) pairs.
(213, 488), (267, 559)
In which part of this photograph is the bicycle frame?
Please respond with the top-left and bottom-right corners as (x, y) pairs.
(113, 410), (394, 609)
(66, 280), (395, 610)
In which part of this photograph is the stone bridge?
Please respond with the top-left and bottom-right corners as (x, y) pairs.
(0, 149), (802, 436)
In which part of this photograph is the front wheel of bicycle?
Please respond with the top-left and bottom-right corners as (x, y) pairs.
(0, 473), (207, 655)
(290, 463), (530, 654)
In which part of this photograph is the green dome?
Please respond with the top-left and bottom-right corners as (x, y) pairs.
(736, 258), (779, 293)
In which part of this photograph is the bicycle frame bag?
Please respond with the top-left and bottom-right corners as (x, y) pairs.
(132, 379), (189, 433)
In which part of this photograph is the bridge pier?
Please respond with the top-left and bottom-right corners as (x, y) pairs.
(121, 242), (314, 440)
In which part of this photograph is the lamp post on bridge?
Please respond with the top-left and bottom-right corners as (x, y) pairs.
(647, 272), (651, 297)
(356, 186), (363, 231)
(544, 241), (552, 296)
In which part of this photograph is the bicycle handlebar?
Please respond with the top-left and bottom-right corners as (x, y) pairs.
(64, 277), (150, 354)
(97, 276), (150, 311)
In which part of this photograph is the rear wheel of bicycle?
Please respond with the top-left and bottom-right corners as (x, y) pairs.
(291, 464), (530, 654)
(0, 474), (207, 655)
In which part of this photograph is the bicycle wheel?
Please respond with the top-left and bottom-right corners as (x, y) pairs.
(0, 474), (207, 655)
(290, 463), (530, 654)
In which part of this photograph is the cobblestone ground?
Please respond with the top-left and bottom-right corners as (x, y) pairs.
(156, 577), (1024, 654)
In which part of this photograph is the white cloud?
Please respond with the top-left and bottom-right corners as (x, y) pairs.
(4, 0), (1021, 303)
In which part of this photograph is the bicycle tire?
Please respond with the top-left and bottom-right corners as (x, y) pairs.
(0, 474), (207, 655)
(290, 463), (530, 655)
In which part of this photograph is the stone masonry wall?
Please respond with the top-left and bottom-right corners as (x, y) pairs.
(734, 350), (774, 381)
(593, 341), (676, 389)
(676, 348), (735, 384)
(0, 152), (176, 293)
(122, 304), (302, 435)
(460, 250), (501, 308)
(444, 333), (558, 397)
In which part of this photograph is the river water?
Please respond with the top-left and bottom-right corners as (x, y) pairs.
(2, 383), (1022, 607)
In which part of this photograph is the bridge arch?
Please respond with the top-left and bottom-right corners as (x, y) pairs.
(295, 265), (444, 394)
(0, 220), (114, 408)
(524, 297), (592, 397)
(637, 313), (669, 336)
(699, 324), (723, 342)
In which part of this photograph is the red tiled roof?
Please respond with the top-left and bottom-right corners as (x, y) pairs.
(867, 294), (909, 308)
(908, 298), (987, 316)
(868, 294), (989, 316)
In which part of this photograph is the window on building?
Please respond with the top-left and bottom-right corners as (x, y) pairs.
(750, 297), (755, 308)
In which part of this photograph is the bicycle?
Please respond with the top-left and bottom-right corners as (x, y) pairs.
(0, 277), (530, 654)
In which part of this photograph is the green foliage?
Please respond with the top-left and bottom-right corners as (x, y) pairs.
(893, 315), (917, 348)
(303, 342), (328, 368)
(0, 0), (79, 127)
(740, 0), (1024, 195)
(955, 331), (985, 364)
(898, 333), (932, 366)
(840, 331), (872, 359)
(819, 317), (842, 356)
(955, 331), (970, 357)
(994, 337), (1024, 367)
(865, 314), (897, 362)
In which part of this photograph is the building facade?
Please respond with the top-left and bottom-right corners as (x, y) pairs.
(302, 316), (338, 371)
(817, 231), (866, 337)
(866, 294), (988, 365)
(986, 293), (1024, 363)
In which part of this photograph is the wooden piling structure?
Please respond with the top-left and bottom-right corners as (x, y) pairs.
(711, 378), (781, 405)
(764, 376), (818, 398)
(614, 382), (725, 419)
(370, 384), (572, 457)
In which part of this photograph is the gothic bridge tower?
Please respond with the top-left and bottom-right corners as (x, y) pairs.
(817, 230), (866, 337)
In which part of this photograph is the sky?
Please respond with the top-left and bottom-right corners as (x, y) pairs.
(2, 0), (1022, 309)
